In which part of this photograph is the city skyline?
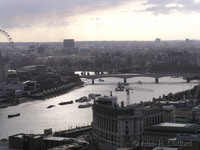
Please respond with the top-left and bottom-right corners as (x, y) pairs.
(0, 0), (200, 42)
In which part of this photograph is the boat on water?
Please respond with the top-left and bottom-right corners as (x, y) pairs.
(115, 82), (125, 91)
(58, 100), (73, 105)
(119, 82), (129, 86)
(8, 113), (20, 118)
(88, 93), (101, 99)
(115, 87), (124, 91)
(171, 75), (179, 78)
(75, 96), (91, 102)
(78, 103), (93, 108)
(47, 105), (55, 108)
(99, 78), (104, 82)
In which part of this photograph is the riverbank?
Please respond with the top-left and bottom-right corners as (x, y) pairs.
(0, 80), (84, 109)
(153, 84), (199, 101)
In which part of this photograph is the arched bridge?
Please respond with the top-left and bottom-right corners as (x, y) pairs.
(81, 73), (200, 84)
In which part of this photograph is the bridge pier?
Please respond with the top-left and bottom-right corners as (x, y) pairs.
(155, 78), (159, 83)
(109, 70), (113, 74)
(187, 78), (190, 83)
(124, 78), (127, 83)
(92, 79), (94, 84)
(114, 69), (118, 74)
(81, 71), (86, 76)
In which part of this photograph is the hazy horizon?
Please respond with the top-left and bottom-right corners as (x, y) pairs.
(1, 39), (200, 43)
(1, 0), (200, 42)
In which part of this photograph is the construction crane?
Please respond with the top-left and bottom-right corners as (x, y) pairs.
(125, 86), (153, 106)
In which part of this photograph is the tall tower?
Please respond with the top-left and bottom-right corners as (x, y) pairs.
(63, 39), (75, 52)
(0, 52), (6, 81)
(197, 53), (200, 67)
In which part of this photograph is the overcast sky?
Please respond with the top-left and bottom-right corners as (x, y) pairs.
(0, 0), (200, 42)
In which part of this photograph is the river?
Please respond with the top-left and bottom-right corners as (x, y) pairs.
(0, 75), (198, 139)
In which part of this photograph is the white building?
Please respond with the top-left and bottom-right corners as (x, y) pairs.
(0, 80), (37, 96)
(0, 81), (24, 96)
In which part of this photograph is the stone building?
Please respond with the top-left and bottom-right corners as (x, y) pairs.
(92, 95), (174, 150)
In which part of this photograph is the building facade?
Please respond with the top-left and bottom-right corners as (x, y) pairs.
(142, 122), (200, 150)
(63, 39), (75, 51)
(92, 95), (174, 150)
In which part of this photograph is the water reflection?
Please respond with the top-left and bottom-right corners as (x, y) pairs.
(0, 76), (198, 139)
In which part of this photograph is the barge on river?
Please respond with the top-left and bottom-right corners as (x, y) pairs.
(8, 113), (20, 118)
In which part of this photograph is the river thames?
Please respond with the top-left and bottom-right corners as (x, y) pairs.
(0, 75), (198, 139)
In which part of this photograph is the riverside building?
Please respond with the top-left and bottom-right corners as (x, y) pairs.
(92, 95), (174, 150)
(142, 123), (200, 150)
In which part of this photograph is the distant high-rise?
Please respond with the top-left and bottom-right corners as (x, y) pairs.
(185, 38), (190, 43)
(29, 45), (37, 52)
(37, 47), (45, 56)
(197, 53), (200, 67)
(0, 52), (6, 81)
(63, 39), (75, 50)
(155, 38), (161, 44)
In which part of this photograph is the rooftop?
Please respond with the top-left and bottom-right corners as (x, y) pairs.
(153, 147), (178, 150)
(9, 133), (43, 139)
(144, 122), (200, 133)
(43, 136), (75, 142)
(160, 122), (187, 128)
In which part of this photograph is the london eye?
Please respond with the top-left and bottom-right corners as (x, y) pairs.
(0, 28), (14, 70)
(0, 28), (14, 48)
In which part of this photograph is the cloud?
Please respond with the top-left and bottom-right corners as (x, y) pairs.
(144, 0), (200, 14)
(1, 0), (200, 31)
(0, 0), (134, 29)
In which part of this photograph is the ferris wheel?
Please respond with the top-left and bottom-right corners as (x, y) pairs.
(0, 28), (14, 70)
(0, 28), (14, 48)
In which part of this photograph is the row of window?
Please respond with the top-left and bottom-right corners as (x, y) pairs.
(93, 113), (118, 133)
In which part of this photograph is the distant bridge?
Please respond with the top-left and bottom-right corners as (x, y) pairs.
(81, 73), (200, 84)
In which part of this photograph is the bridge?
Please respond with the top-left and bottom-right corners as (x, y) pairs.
(81, 73), (200, 84)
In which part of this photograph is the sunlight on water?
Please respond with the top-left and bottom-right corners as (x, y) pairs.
(0, 76), (198, 139)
